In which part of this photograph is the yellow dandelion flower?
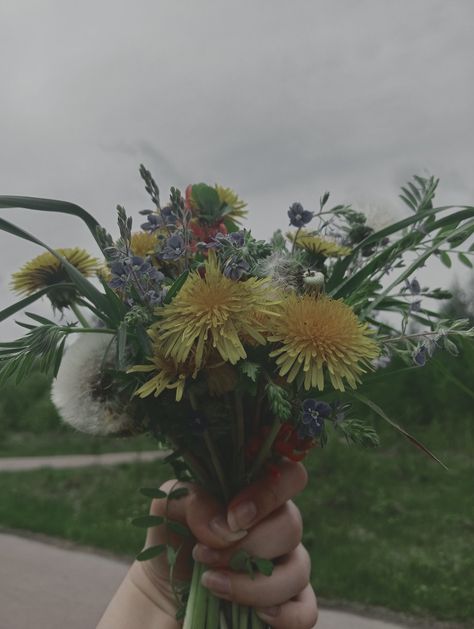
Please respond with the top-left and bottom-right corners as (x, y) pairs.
(288, 230), (351, 257)
(215, 185), (248, 223)
(269, 294), (379, 391)
(127, 331), (193, 401)
(130, 231), (159, 258)
(156, 253), (279, 369)
(97, 264), (111, 284)
(11, 248), (100, 309)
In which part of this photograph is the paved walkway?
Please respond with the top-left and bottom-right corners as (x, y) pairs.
(0, 450), (165, 472)
(0, 532), (409, 629)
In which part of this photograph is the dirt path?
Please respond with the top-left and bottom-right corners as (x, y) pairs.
(0, 450), (165, 472)
(0, 532), (411, 629)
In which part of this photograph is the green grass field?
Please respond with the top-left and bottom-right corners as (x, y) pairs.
(0, 421), (472, 624)
(0, 345), (473, 624)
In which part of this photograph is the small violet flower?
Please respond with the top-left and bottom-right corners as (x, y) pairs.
(140, 213), (162, 233)
(413, 345), (427, 367)
(288, 202), (314, 228)
(298, 399), (331, 438)
(223, 258), (250, 281)
(158, 234), (186, 261)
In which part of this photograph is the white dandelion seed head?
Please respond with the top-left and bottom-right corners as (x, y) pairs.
(353, 200), (398, 231)
(256, 251), (302, 292)
(51, 333), (134, 436)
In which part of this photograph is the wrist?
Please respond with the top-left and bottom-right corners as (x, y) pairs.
(97, 561), (180, 629)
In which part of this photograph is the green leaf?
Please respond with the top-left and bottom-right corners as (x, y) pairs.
(164, 271), (189, 305)
(230, 549), (252, 572)
(136, 545), (166, 561)
(131, 515), (165, 528)
(0, 195), (105, 250)
(191, 184), (221, 212)
(0, 283), (74, 323)
(0, 216), (117, 322)
(252, 557), (274, 577)
(443, 337), (459, 356)
(238, 361), (260, 383)
(439, 251), (452, 268)
(139, 487), (168, 499)
(351, 393), (447, 469)
(362, 217), (474, 316)
(266, 381), (292, 420)
(166, 519), (192, 538)
(458, 253), (473, 268)
(0, 323), (73, 387)
(327, 206), (474, 296)
(168, 487), (189, 500)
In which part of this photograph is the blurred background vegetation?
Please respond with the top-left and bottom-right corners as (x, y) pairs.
(0, 285), (473, 625)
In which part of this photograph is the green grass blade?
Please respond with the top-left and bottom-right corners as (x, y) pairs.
(0, 195), (104, 250)
(0, 283), (73, 323)
(364, 218), (474, 316)
(351, 392), (447, 469)
(0, 217), (118, 325)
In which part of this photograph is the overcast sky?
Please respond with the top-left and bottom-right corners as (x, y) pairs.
(1, 0), (473, 338)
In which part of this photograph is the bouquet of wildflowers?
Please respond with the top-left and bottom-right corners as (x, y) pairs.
(1, 168), (473, 628)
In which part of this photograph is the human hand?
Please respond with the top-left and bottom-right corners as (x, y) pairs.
(130, 460), (318, 628)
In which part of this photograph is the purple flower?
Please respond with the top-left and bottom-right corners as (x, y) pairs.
(223, 258), (250, 281)
(161, 206), (178, 226)
(140, 213), (162, 233)
(288, 202), (313, 228)
(298, 399), (331, 438)
(409, 299), (422, 314)
(158, 234), (186, 261)
(405, 278), (421, 295)
(413, 345), (427, 367)
(228, 231), (245, 247)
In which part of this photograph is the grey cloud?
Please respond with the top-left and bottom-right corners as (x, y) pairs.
(0, 0), (473, 338)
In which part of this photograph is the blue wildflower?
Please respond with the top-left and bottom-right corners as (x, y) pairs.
(223, 258), (250, 281)
(158, 234), (186, 261)
(161, 205), (178, 226)
(413, 345), (427, 366)
(405, 278), (421, 295)
(288, 202), (314, 228)
(298, 399), (331, 438)
(409, 299), (422, 313)
(140, 213), (162, 233)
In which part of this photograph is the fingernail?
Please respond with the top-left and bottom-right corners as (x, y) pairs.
(192, 544), (222, 564)
(227, 501), (257, 532)
(201, 570), (231, 596)
(256, 606), (281, 618)
(209, 515), (248, 542)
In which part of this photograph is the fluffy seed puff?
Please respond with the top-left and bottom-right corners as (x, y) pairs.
(51, 333), (137, 435)
(269, 294), (379, 391)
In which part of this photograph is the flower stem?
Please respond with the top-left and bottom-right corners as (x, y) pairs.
(291, 226), (302, 255)
(183, 561), (202, 629)
(69, 302), (89, 327)
(203, 429), (230, 502)
(232, 602), (239, 627)
(206, 591), (220, 627)
(234, 392), (246, 487)
(238, 606), (249, 629)
(193, 566), (209, 629)
(246, 416), (281, 483)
